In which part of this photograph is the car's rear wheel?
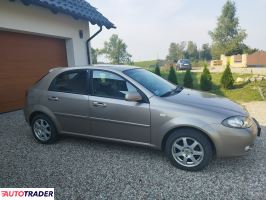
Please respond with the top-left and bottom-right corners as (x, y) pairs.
(165, 128), (213, 171)
(31, 114), (58, 144)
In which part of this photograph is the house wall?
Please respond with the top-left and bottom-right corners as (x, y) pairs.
(211, 52), (266, 68)
(220, 54), (247, 67)
(0, 0), (90, 67)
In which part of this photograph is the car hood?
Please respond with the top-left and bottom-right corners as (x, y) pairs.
(163, 88), (247, 116)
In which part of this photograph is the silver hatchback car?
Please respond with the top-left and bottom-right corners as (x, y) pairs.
(24, 65), (261, 171)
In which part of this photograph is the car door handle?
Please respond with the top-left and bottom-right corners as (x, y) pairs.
(48, 96), (59, 101)
(92, 101), (106, 107)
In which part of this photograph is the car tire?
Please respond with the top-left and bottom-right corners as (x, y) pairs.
(165, 128), (213, 171)
(31, 114), (58, 144)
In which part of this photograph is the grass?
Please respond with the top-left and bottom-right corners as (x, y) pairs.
(257, 80), (266, 99)
(156, 69), (265, 103)
(134, 60), (157, 69)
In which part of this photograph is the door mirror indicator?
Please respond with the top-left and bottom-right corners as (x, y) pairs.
(125, 92), (142, 102)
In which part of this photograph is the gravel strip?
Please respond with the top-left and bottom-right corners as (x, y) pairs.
(0, 110), (265, 200)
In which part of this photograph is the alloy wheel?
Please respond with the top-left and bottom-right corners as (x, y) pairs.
(171, 137), (204, 167)
(33, 119), (52, 142)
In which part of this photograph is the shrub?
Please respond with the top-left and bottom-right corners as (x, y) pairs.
(154, 64), (161, 76)
(200, 64), (212, 91)
(221, 63), (234, 89)
(183, 69), (193, 88)
(168, 65), (178, 84)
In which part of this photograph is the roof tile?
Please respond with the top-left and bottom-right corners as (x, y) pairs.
(23, 0), (115, 29)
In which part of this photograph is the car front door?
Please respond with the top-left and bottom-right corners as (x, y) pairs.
(89, 70), (150, 143)
(41, 69), (91, 135)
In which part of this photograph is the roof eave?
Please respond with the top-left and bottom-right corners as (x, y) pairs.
(18, 0), (115, 29)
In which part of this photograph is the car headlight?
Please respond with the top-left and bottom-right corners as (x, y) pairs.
(222, 116), (253, 128)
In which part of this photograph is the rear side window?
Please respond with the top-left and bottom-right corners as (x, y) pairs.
(49, 70), (88, 95)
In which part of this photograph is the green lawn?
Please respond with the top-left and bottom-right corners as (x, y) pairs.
(157, 70), (265, 103)
(134, 60), (157, 69)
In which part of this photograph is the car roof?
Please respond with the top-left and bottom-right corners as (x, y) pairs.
(50, 64), (140, 73)
(94, 64), (140, 71)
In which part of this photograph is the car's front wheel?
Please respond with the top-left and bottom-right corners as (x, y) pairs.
(165, 128), (213, 171)
(31, 114), (58, 144)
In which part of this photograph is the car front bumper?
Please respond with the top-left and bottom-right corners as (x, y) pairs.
(177, 65), (191, 70)
(212, 118), (261, 157)
(253, 118), (261, 137)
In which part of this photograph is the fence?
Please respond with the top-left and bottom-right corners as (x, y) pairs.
(247, 51), (266, 67)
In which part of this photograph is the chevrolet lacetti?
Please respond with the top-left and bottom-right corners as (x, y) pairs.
(24, 65), (261, 171)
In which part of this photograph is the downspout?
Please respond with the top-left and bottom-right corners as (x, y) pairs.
(86, 26), (103, 65)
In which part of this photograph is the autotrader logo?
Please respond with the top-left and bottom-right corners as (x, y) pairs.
(0, 188), (54, 199)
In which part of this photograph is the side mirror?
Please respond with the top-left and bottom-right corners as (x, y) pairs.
(125, 91), (142, 102)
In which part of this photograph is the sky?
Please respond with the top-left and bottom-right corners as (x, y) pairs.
(88, 0), (266, 61)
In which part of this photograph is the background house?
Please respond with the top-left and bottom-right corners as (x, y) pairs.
(0, 0), (115, 113)
(211, 51), (266, 68)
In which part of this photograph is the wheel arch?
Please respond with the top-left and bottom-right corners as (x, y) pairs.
(29, 107), (61, 133)
(161, 126), (216, 156)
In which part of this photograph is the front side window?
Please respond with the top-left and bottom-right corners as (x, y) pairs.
(92, 70), (137, 99)
(124, 68), (176, 96)
(49, 70), (87, 95)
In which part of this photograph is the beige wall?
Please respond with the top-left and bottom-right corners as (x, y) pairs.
(211, 54), (247, 67)
(220, 54), (247, 67)
(0, 0), (90, 67)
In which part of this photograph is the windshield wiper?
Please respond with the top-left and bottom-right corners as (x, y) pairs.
(160, 86), (183, 97)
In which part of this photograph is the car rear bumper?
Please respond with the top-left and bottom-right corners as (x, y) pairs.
(23, 106), (30, 124)
(212, 118), (261, 157)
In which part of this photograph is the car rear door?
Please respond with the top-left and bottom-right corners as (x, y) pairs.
(89, 70), (151, 143)
(41, 69), (91, 134)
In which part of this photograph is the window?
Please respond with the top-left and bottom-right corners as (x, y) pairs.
(49, 70), (87, 94)
(92, 70), (138, 99)
(124, 68), (176, 96)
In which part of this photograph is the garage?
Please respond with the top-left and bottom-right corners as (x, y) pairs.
(0, 0), (114, 113)
(0, 30), (68, 113)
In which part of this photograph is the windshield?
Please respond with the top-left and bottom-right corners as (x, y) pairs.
(123, 68), (177, 96)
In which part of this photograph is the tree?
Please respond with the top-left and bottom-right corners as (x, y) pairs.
(242, 44), (259, 54)
(183, 70), (193, 88)
(101, 34), (132, 64)
(176, 41), (186, 60)
(209, 0), (247, 59)
(200, 64), (212, 91)
(154, 63), (161, 76)
(166, 43), (178, 63)
(200, 43), (212, 61)
(168, 65), (178, 84)
(221, 63), (234, 89)
(91, 48), (100, 64)
(166, 41), (186, 63)
(185, 41), (198, 61)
